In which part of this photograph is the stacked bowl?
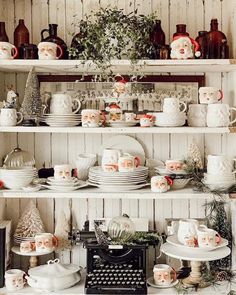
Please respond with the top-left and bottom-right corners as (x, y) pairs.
(0, 167), (37, 189)
(203, 155), (236, 191)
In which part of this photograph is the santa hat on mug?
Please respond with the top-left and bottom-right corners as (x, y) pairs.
(105, 103), (122, 113)
(173, 35), (201, 58)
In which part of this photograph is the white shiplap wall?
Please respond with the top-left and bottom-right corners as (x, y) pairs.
(0, 0), (235, 269)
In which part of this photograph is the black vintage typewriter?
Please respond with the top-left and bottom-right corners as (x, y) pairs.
(85, 241), (147, 294)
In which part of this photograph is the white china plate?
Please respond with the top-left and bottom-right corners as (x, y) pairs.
(99, 135), (146, 166)
(109, 121), (138, 127)
(87, 182), (150, 191)
(46, 123), (80, 127)
(155, 167), (187, 175)
(147, 277), (179, 289)
(90, 166), (148, 174)
(167, 235), (228, 252)
(22, 185), (41, 192)
(47, 177), (78, 183)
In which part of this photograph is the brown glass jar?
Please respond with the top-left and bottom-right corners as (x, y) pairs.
(173, 24), (189, 38)
(41, 24), (68, 59)
(195, 31), (208, 59)
(14, 19), (30, 49)
(207, 19), (227, 59)
(19, 43), (38, 59)
(150, 20), (166, 48)
(0, 22), (9, 42)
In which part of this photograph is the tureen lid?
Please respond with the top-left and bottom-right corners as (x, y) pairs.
(28, 259), (80, 278)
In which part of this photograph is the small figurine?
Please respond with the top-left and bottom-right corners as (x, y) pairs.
(170, 36), (200, 59)
(113, 78), (127, 99)
(1, 87), (20, 109)
(106, 103), (123, 121)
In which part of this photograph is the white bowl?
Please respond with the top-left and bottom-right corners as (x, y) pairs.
(2, 178), (34, 189)
(202, 180), (235, 191)
(154, 112), (186, 127)
(171, 178), (191, 190)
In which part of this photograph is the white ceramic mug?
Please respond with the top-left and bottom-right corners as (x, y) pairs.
(35, 233), (58, 253)
(118, 153), (141, 172)
(153, 264), (176, 286)
(206, 104), (236, 127)
(20, 241), (35, 253)
(38, 42), (63, 60)
(81, 109), (106, 128)
(54, 164), (72, 180)
(197, 227), (221, 248)
(102, 148), (121, 171)
(199, 87), (223, 104)
(140, 115), (154, 127)
(0, 42), (18, 60)
(177, 219), (199, 245)
(165, 159), (185, 172)
(5, 269), (25, 291)
(163, 97), (187, 114)
(0, 108), (23, 126)
(47, 93), (81, 115)
(151, 176), (173, 193)
(207, 154), (236, 175)
(187, 104), (207, 127)
(75, 153), (97, 180)
(125, 113), (136, 122)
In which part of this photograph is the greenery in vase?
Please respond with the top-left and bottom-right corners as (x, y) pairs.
(69, 7), (157, 79)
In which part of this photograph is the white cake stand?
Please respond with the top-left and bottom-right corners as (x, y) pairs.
(11, 246), (54, 268)
(161, 242), (231, 288)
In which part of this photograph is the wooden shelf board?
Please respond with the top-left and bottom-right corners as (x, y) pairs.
(0, 59), (236, 73)
(0, 126), (231, 134)
(0, 187), (225, 199)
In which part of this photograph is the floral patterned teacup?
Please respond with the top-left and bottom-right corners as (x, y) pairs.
(5, 269), (26, 291)
(35, 233), (58, 253)
(153, 264), (176, 287)
(38, 42), (63, 60)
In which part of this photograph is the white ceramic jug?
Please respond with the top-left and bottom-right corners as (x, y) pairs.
(46, 93), (81, 115)
(177, 219), (199, 245)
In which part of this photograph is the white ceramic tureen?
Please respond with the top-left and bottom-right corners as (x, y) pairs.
(26, 259), (82, 292)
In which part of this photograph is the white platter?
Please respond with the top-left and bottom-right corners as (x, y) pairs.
(167, 235), (228, 252)
(147, 277), (179, 289)
(12, 246), (54, 257)
(99, 135), (146, 165)
(88, 182), (150, 191)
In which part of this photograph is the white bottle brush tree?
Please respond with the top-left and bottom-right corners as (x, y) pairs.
(21, 67), (42, 125)
(54, 210), (71, 251)
(14, 201), (45, 237)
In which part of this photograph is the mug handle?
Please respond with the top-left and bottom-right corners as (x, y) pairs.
(218, 90), (223, 101)
(100, 111), (106, 126)
(52, 235), (59, 248)
(165, 176), (173, 186)
(179, 102), (187, 113)
(30, 242), (36, 251)
(215, 233), (222, 245)
(229, 107), (236, 125)
(134, 156), (141, 168)
(16, 112), (23, 125)
(56, 45), (63, 59)
(72, 98), (81, 114)
(11, 45), (18, 59)
(170, 267), (177, 282)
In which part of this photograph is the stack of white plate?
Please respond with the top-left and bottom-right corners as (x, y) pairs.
(88, 166), (149, 191)
(42, 177), (88, 191)
(40, 114), (82, 127)
(203, 172), (236, 191)
(108, 121), (138, 127)
(13, 235), (35, 245)
(0, 167), (37, 189)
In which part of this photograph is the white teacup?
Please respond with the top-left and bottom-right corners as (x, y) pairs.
(20, 241), (35, 253)
(125, 113), (136, 122)
(207, 154), (236, 175)
(0, 42), (18, 60)
(76, 153), (97, 180)
(199, 87), (223, 104)
(38, 42), (63, 60)
(178, 219), (199, 245)
(151, 176), (173, 193)
(197, 227), (221, 248)
(35, 233), (58, 253)
(54, 164), (72, 180)
(5, 269), (25, 291)
(207, 104), (236, 127)
(102, 148), (121, 171)
(163, 97), (187, 114)
(153, 264), (176, 286)
(118, 153), (141, 172)
(81, 109), (105, 128)
(47, 93), (81, 115)
(187, 104), (207, 127)
(0, 108), (23, 126)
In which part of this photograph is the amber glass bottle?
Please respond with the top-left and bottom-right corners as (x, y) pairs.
(0, 22), (9, 42)
(173, 24), (189, 38)
(14, 19), (29, 49)
(195, 31), (207, 59)
(150, 20), (166, 47)
(207, 19), (227, 59)
(41, 24), (68, 59)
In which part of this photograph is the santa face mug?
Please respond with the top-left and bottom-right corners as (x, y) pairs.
(140, 115), (154, 127)
(197, 227), (221, 248)
(35, 233), (58, 253)
(170, 36), (200, 59)
(5, 269), (26, 291)
(20, 241), (35, 253)
(187, 104), (207, 127)
(163, 97), (187, 114)
(102, 148), (121, 172)
(54, 164), (72, 180)
(0, 108), (23, 126)
(206, 104), (236, 127)
(153, 264), (176, 287)
(0, 42), (18, 59)
(199, 87), (223, 104)
(151, 176), (173, 193)
(106, 104), (123, 121)
(165, 159), (185, 172)
(81, 109), (105, 127)
(118, 153), (141, 172)
(38, 42), (63, 60)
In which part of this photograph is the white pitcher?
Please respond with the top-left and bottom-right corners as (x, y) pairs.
(177, 219), (199, 245)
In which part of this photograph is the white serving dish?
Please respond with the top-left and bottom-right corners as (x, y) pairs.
(167, 235), (228, 252)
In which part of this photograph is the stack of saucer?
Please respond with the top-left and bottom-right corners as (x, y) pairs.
(13, 235), (35, 245)
(43, 177), (87, 191)
(88, 166), (149, 191)
(40, 114), (81, 127)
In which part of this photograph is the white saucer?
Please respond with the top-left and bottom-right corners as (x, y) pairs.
(147, 277), (179, 289)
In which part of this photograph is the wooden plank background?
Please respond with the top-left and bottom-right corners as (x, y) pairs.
(0, 0), (235, 270)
